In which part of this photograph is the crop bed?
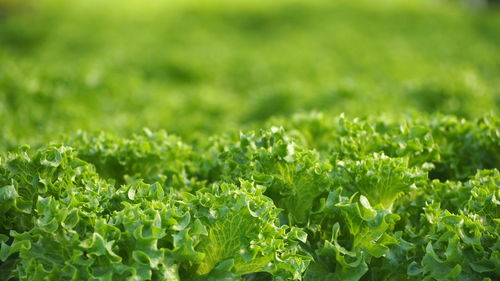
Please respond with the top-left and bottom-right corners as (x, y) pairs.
(1, 114), (499, 280)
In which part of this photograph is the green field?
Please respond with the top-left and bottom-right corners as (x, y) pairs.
(1, 0), (499, 280)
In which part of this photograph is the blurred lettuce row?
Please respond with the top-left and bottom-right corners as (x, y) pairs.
(1, 113), (499, 280)
(1, 0), (500, 149)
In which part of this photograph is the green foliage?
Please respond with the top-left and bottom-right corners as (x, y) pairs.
(392, 170), (500, 281)
(0, 145), (309, 280)
(330, 153), (427, 209)
(1, 0), (499, 280)
(65, 130), (195, 186)
(198, 127), (332, 224)
(0, 114), (499, 280)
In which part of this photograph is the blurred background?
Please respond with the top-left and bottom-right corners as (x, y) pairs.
(1, 0), (499, 148)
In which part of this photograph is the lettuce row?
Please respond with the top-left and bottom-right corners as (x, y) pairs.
(269, 113), (439, 167)
(1, 114), (499, 280)
(271, 113), (498, 180)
